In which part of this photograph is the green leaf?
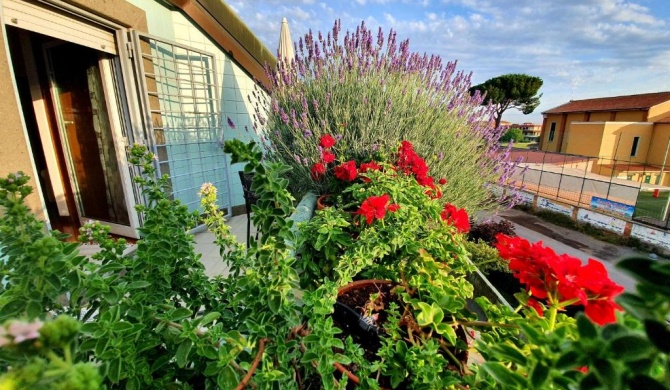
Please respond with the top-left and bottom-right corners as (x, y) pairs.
(170, 308), (192, 322)
(492, 343), (527, 366)
(204, 362), (219, 377)
(127, 281), (151, 289)
(530, 363), (549, 389)
(481, 362), (526, 387)
(25, 301), (42, 319)
(268, 291), (281, 314)
(200, 312), (221, 326)
(577, 314), (597, 339)
(112, 321), (134, 333)
(107, 357), (122, 383)
(555, 351), (579, 370)
(0, 299), (26, 319)
(593, 359), (620, 389)
(644, 319), (670, 353)
(435, 323), (457, 345)
(416, 302), (439, 327)
(607, 334), (654, 361)
(175, 339), (193, 368)
(217, 365), (239, 389)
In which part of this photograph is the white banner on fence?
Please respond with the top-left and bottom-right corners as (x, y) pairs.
(631, 224), (670, 251)
(515, 191), (535, 205)
(489, 184), (504, 198)
(576, 209), (626, 234)
(537, 197), (573, 216)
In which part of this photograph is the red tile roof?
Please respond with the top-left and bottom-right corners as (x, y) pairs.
(543, 91), (670, 114)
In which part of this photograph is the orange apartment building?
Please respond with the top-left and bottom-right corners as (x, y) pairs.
(539, 92), (670, 185)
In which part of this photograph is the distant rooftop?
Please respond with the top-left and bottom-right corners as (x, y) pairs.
(543, 91), (670, 114)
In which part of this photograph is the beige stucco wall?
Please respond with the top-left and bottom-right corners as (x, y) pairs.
(648, 101), (670, 123)
(613, 110), (646, 122)
(0, 25), (44, 219)
(647, 124), (670, 166)
(563, 122), (605, 156)
(589, 112), (611, 122)
(599, 122), (653, 162)
(540, 114), (563, 152)
(560, 113), (585, 151)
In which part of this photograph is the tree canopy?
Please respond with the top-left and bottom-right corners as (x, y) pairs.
(500, 127), (524, 143)
(469, 74), (543, 128)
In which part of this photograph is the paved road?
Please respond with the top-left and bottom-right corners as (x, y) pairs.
(484, 208), (645, 292)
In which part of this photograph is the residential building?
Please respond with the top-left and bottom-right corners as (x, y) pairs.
(511, 122), (542, 142)
(0, 0), (275, 238)
(538, 92), (670, 185)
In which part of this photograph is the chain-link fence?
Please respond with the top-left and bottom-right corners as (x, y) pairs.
(507, 149), (670, 229)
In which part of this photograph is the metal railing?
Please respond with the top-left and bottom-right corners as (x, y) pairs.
(507, 149), (670, 229)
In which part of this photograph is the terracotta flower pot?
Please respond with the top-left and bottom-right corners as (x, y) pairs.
(332, 279), (469, 388)
(317, 194), (331, 211)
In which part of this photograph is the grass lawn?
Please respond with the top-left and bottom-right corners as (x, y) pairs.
(634, 190), (670, 220)
(501, 142), (537, 149)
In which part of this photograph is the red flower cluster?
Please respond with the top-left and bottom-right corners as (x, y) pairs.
(311, 162), (326, 180)
(440, 204), (470, 233)
(320, 134), (336, 148)
(494, 234), (624, 325)
(356, 194), (400, 224)
(334, 161), (358, 181)
(311, 134), (338, 180)
(395, 141), (441, 199)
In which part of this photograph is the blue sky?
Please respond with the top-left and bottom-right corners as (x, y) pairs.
(229, 0), (670, 125)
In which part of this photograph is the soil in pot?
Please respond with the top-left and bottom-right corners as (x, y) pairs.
(332, 280), (468, 389)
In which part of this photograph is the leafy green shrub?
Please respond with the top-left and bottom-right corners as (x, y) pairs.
(257, 20), (518, 212)
(500, 128), (524, 143)
(465, 239), (509, 275)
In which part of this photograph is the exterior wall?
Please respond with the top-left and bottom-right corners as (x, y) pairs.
(126, 0), (266, 208)
(0, 24), (45, 220)
(646, 124), (670, 166)
(613, 110), (646, 122)
(560, 113), (584, 151)
(540, 114), (563, 152)
(603, 122), (653, 162)
(588, 112), (611, 122)
(648, 101), (670, 122)
(563, 122), (604, 156)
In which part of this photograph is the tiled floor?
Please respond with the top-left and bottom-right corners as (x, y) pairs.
(194, 214), (257, 278)
(77, 214), (256, 279)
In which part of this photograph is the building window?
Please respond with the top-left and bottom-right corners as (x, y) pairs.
(548, 122), (556, 141)
(631, 136), (640, 157)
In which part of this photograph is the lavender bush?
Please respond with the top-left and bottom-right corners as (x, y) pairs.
(252, 20), (518, 211)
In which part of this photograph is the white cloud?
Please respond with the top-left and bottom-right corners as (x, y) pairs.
(228, 0), (670, 123)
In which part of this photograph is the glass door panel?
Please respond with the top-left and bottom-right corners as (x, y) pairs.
(46, 43), (133, 233)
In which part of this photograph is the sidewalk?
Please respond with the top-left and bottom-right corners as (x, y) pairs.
(489, 208), (642, 291)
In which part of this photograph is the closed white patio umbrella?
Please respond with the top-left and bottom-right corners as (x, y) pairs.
(277, 17), (295, 64)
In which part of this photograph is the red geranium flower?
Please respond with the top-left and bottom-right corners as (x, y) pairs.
(322, 150), (336, 164)
(320, 134), (336, 148)
(440, 204), (470, 233)
(494, 234), (624, 325)
(356, 194), (399, 224)
(439, 178), (447, 185)
(311, 162), (326, 180)
(334, 161), (357, 181)
(360, 161), (381, 173)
